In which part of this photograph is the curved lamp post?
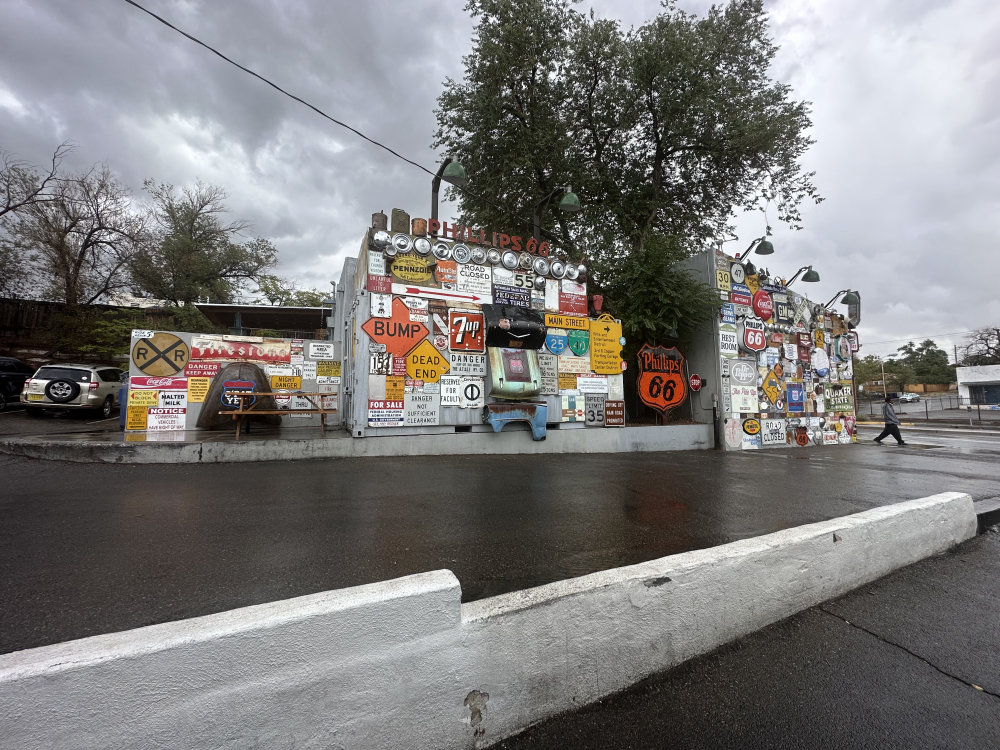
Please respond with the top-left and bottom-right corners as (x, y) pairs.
(823, 289), (860, 308)
(785, 265), (820, 287)
(430, 155), (469, 223)
(737, 236), (775, 262)
(533, 186), (582, 242)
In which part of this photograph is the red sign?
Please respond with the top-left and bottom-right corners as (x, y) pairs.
(732, 291), (752, 306)
(367, 274), (392, 294)
(361, 297), (429, 357)
(636, 344), (688, 413)
(689, 373), (703, 392)
(752, 290), (773, 320)
(742, 318), (766, 352)
(604, 400), (626, 426)
(129, 376), (188, 390)
(449, 310), (485, 352)
(184, 362), (221, 378)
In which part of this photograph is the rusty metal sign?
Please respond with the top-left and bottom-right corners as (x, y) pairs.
(636, 344), (687, 413)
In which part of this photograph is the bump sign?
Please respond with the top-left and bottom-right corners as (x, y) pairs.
(406, 339), (451, 382)
(131, 332), (189, 376)
(361, 297), (430, 357)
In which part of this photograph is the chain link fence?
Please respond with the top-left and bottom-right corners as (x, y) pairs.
(858, 393), (1000, 425)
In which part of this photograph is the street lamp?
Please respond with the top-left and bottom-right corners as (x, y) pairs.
(785, 265), (820, 286)
(533, 186), (582, 242)
(823, 289), (860, 308)
(736, 236), (775, 262)
(430, 155), (468, 223)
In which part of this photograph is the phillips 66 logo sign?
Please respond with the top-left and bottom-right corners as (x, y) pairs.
(636, 344), (688, 413)
(741, 318), (767, 352)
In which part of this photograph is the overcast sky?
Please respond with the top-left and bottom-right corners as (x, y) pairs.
(2, 0), (997, 362)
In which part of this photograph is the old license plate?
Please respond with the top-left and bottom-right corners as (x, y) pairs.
(27, 393), (44, 401)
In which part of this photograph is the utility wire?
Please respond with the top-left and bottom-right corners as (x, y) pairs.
(121, 0), (541, 234)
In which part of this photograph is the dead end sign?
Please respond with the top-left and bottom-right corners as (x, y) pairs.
(361, 297), (429, 357)
(406, 339), (451, 382)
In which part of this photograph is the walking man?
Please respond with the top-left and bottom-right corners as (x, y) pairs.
(874, 394), (907, 445)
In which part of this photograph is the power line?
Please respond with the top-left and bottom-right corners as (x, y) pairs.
(862, 330), (977, 346)
(121, 0), (534, 231)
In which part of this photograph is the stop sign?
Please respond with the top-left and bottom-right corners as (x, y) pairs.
(690, 373), (703, 392)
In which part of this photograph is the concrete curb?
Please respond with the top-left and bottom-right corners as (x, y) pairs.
(0, 492), (977, 750)
(0, 423), (713, 463)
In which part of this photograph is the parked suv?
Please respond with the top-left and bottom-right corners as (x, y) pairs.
(0, 356), (35, 411)
(21, 364), (123, 417)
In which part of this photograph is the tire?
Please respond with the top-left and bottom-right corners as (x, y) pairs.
(25, 407), (43, 417)
(45, 379), (80, 403)
(98, 397), (113, 419)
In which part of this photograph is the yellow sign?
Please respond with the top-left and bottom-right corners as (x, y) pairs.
(813, 329), (826, 349)
(316, 360), (341, 377)
(762, 367), (783, 404)
(745, 274), (760, 295)
(558, 373), (578, 391)
(406, 339), (450, 382)
(385, 375), (405, 401)
(187, 377), (210, 403)
(589, 314), (624, 375)
(128, 389), (158, 407)
(126, 405), (148, 431)
(390, 255), (435, 284)
(544, 313), (589, 330)
(131, 332), (189, 376)
(716, 268), (731, 291)
(270, 375), (303, 390)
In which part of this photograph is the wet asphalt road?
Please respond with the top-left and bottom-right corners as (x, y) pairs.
(1, 423), (999, 655)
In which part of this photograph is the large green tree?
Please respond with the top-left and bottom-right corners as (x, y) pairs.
(133, 181), (276, 305)
(434, 0), (818, 342)
(895, 339), (955, 385)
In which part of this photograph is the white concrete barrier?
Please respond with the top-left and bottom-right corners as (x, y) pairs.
(0, 492), (976, 749)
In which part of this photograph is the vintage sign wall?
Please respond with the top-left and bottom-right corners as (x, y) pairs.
(713, 249), (858, 451)
(126, 331), (341, 433)
(360, 222), (626, 431)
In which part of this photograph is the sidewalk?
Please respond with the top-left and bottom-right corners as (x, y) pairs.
(496, 524), (1000, 749)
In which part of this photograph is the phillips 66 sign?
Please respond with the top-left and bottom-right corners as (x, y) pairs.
(636, 344), (688, 413)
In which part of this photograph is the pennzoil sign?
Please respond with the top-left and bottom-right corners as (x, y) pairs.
(636, 344), (688, 413)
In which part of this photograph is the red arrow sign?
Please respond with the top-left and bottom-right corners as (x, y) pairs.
(391, 283), (486, 304)
(361, 297), (429, 357)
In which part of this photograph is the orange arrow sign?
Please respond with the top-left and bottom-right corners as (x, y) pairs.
(361, 297), (429, 358)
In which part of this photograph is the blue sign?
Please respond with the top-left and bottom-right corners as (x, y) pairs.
(731, 282), (752, 297)
(720, 302), (737, 325)
(787, 383), (805, 412)
(221, 380), (255, 409)
(546, 330), (568, 355)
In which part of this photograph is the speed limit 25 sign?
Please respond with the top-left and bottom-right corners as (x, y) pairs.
(636, 344), (688, 413)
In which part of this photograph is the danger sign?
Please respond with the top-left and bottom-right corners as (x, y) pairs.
(131, 332), (189, 376)
(361, 297), (430, 357)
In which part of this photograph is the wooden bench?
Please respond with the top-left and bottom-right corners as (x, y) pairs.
(219, 392), (336, 439)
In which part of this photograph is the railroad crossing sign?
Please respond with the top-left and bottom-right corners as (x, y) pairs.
(131, 332), (189, 376)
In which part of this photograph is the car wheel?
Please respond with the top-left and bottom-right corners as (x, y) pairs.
(25, 407), (43, 417)
(98, 397), (114, 419)
(45, 379), (80, 403)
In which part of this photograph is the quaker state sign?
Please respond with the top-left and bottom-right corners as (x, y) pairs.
(636, 344), (688, 413)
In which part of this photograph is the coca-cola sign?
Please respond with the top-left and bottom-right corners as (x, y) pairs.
(129, 376), (188, 390)
(752, 290), (773, 321)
